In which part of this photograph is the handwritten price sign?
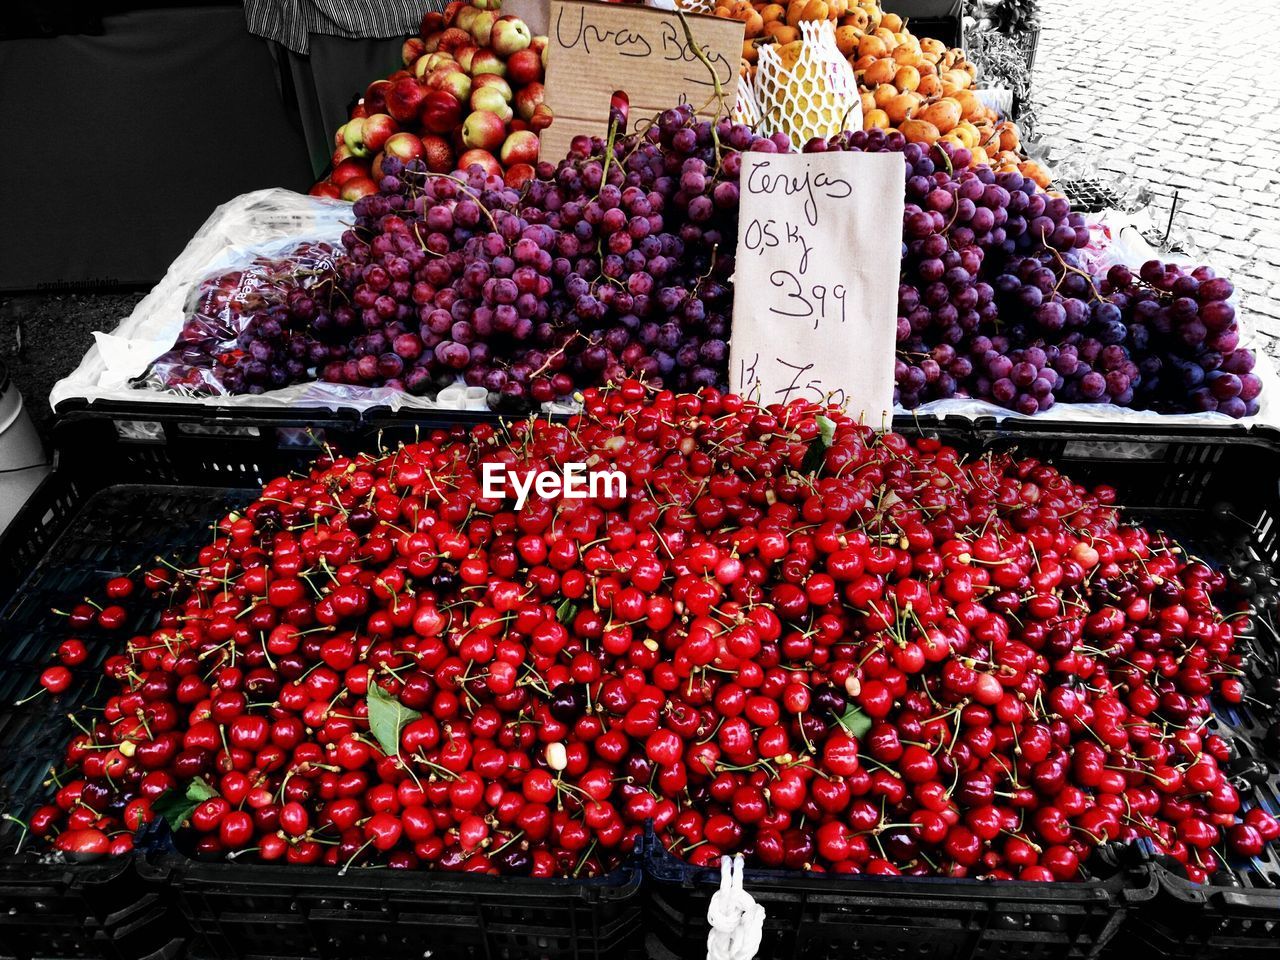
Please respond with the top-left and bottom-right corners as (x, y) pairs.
(730, 151), (905, 424)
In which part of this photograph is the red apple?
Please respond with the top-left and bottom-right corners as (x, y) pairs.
(420, 135), (455, 174)
(513, 81), (545, 121)
(402, 37), (426, 65)
(426, 67), (472, 104)
(504, 163), (535, 188)
(530, 35), (549, 57)
(340, 176), (378, 202)
(462, 109), (507, 150)
(351, 103), (369, 119)
(331, 157), (371, 186)
(456, 148), (501, 177)
(472, 0), (502, 10)
(529, 103), (554, 132)
(386, 78), (428, 124)
(421, 89), (463, 134)
(469, 11), (497, 46)
(471, 49), (506, 77)
(384, 131), (425, 162)
(472, 74), (512, 100)
(362, 113), (398, 152)
(505, 49), (542, 87)
(499, 130), (540, 167)
(331, 144), (355, 167)
(389, 69), (411, 82)
(491, 17), (531, 56)
(456, 45), (479, 73)
(371, 151), (387, 182)
(365, 79), (391, 115)
(470, 87), (513, 123)
(308, 180), (342, 199)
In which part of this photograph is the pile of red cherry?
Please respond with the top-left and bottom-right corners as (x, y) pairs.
(29, 382), (1279, 880)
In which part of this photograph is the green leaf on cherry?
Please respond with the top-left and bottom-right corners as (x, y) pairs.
(800, 415), (837, 475)
(836, 706), (872, 740)
(556, 598), (577, 625)
(153, 776), (218, 832)
(367, 680), (421, 758)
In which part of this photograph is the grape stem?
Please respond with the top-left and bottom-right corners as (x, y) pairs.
(676, 11), (725, 171)
(405, 170), (501, 235)
(529, 332), (587, 380)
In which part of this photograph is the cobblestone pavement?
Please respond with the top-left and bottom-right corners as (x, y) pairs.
(1031, 0), (1280, 353)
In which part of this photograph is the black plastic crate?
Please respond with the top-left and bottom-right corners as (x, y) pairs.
(0, 858), (182, 960)
(0, 481), (226, 957)
(644, 839), (1147, 960)
(148, 844), (643, 960)
(1099, 423), (1280, 960)
(1, 404), (642, 960)
(11, 405), (1280, 959)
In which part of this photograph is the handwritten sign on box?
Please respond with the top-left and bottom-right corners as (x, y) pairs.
(729, 151), (905, 425)
(541, 0), (743, 163)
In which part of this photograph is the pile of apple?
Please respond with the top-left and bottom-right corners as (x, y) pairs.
(312, 1), (550, 202)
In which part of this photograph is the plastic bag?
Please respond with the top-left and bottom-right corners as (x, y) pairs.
(138, 242), (340, 396)
(754, 21), (861, 151)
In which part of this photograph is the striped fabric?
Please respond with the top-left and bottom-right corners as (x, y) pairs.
(244, 0), (448, 54)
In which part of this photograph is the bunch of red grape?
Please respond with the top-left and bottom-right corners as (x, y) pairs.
(324, 105), (770, 407)
(30, 383), (1276, 880)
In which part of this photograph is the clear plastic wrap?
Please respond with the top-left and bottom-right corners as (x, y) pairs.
(138, 241), (339, 395)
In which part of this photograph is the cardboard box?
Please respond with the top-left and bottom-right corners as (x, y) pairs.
(540, 0), (743, 162)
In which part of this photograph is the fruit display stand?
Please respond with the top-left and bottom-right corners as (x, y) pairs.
(10, 5), (1280, 957)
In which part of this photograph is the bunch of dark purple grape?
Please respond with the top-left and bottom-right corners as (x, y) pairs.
(1103, 261), (1259, 417)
